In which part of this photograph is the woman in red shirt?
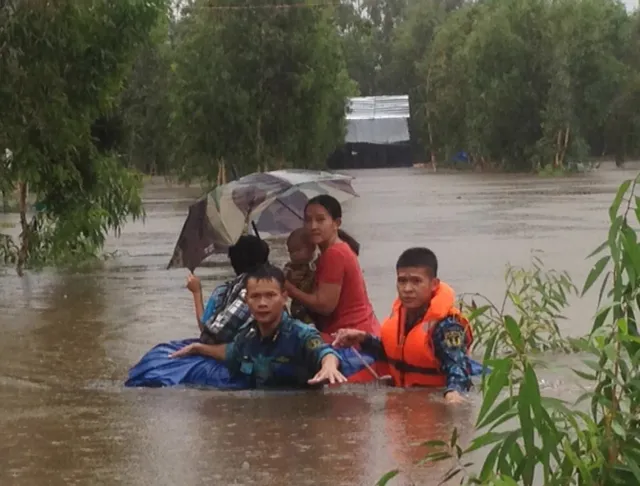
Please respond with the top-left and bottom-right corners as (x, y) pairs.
(284, 195), (380, 341)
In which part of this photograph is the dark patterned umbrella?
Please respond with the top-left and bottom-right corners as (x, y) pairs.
(167, 169), (358, 270)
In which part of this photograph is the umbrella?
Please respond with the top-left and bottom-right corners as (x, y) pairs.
(167, 169), (358, 270)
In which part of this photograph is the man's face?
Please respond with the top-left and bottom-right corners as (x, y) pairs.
(396, 266), (438, 310)
(246, 277), (287, 325)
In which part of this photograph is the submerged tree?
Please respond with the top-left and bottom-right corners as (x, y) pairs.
(0, 0), (168, 272)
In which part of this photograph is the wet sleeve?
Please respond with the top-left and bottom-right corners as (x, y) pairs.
(223, 340), (241, 369)
(316, 246), (346, 285)
(432, 317), (471, 394)
(200, 283), (228, 325)
(300, 326), (340, 371)
(360, 334), (387, 361)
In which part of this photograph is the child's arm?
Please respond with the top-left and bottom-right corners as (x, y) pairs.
(285, 263), (308, 287)
(301, 267), (316, 292)
(289, 274), (316, 326)
(186, 273), (205, 333)
(193, 292), (205, 332)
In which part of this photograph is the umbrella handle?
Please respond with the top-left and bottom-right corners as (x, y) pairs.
(251, 221), (261, 239)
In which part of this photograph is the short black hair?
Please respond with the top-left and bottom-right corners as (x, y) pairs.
(245, 263), (286, 289)
(228, 235), (270, 275)
(287, 228), (314, 249)
(396, 247), (438, 278)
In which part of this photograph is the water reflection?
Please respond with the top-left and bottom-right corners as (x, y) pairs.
(38, 273), (108, 384)
(384, 390), (475, 464)
(126, 390), (375, 486)
(0, 272), (133, 486)
(378, 390), (476, 485)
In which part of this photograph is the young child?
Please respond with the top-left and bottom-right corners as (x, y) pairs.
(284, 228), (317, 325)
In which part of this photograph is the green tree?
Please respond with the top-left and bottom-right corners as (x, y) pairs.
(0, 0), (167, 273)
(171, 0), (355, 184)
(414, 3), (478, 163)
(408, 0), (637, 171)
(335, 1), (377, 96)
(392, 0), (463, 163)
(604, 10), (640, 165)
(361, 0), (408, 94)
(378, 176), (640, 485)
(119, 18), (177, 176)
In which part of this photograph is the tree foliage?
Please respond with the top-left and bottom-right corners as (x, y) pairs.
(0, 0), (167, 271)
(2, 0), (640, 270)
(334, 0), (640, 170)
(119, 18), (176, 176)
(169, 0), (355, 184)
(91, 0), (640, 179)
(411, 0), (639, 170)
(379, 174), (640, 485)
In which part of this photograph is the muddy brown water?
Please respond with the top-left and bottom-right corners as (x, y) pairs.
(1, 165), (637, 486)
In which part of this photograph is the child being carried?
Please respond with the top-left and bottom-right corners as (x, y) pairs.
(284, 228), (317, 325)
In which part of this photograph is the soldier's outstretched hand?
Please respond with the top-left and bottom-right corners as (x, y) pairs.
(308, 354), (347, 385)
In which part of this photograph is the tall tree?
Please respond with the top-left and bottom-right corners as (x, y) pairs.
(392, 0), (463, 162)
(408, 0), (637, 170)
(604, 9), (640, 165)
(171, 0), (355, 184)
(335, 1), (377, 96)
(119, 19), (176, 176)
(0, 0), (167, 272)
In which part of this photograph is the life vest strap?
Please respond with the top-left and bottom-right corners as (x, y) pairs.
(387, 359), (440, 376)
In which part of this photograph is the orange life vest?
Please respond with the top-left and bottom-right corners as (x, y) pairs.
(379, 282), (473, 387)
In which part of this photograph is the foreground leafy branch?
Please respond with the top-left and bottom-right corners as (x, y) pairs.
(460, 255), (577, 356)
(379, 174), (640, 485)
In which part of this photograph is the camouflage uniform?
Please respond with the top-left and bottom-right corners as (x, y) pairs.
(224, 313), (338, 388)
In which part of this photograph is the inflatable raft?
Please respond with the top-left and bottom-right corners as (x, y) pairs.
(125, 338), (484, 389)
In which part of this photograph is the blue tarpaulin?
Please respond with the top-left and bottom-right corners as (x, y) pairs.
(125, 339), (486, 389)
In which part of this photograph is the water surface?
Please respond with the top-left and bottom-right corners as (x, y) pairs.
(1, 165), (635, 485)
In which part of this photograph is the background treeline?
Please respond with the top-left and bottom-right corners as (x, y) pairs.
(1, 0), (639, 268)
(119, 0), (640, 175)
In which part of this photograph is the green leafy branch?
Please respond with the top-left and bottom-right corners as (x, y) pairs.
(459, 254), (577, 357)
(379, 174), (640, 485)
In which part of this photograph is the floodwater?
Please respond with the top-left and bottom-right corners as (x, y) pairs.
(1, 165), (637, 486)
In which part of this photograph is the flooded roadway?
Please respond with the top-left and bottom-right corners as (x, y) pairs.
(0, 165), (636, 486)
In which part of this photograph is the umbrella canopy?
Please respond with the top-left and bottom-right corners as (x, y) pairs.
(167, 169), (358, 270)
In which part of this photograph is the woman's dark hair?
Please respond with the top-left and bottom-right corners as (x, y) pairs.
(338, 229), (360, 256)
(305, 195), (360, 256)
(228, 235), (270, 275)
(306, 194), (342, 219)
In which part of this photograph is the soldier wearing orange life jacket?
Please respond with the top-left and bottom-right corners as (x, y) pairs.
(333, 247), (473, 403)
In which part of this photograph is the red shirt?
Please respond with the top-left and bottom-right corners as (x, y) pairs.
(314, 241), (380, 338)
